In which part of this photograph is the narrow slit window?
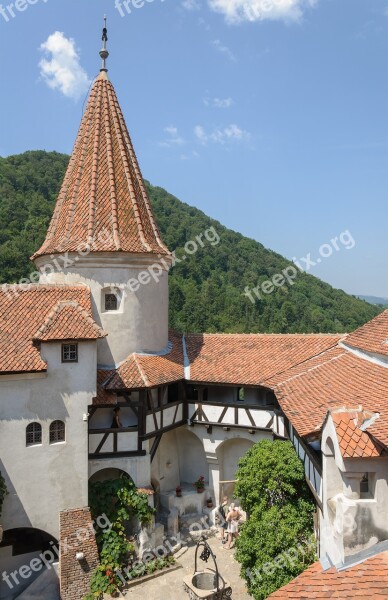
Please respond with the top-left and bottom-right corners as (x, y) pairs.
(360, 473), (371, 499)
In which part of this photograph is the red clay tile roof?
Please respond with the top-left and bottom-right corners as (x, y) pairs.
(344, 310), (388, 357)
(106, 331), (184, 390)
(267, 347), (388, 447)
(268, 551), (388, 598)
(185, 334), (343, 386)
(331, 410), (384, 458)
(93, 369), (117, 405)
(0, 285), (93, 374)
(32, 72), (169, 260)
(33, 301), (106, 342)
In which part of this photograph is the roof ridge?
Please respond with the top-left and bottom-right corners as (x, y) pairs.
(273, 348), (347, 387)
(133, 354), (151, 387)
(186, 332), (346, 338)
(0, 284), (89, 291)
(32, 300), (107, 341)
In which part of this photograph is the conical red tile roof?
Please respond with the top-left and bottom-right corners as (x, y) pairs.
(32, 72), (169, 259)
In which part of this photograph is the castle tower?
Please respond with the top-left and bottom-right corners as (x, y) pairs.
(32, 20), (171, 367)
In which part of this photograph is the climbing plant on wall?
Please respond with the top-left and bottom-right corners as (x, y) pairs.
(85, 475), (154, 599)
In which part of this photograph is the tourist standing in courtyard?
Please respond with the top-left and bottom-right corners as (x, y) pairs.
(217, 496), (229, 543)
(224, 503), (241, 550)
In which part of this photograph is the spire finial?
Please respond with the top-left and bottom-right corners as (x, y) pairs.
(100, 15), (109, 72)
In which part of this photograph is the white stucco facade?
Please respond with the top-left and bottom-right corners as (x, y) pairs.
(320, 414), (388, 567)
(35, 253), (170, 367)
(0, 341), (96, 540)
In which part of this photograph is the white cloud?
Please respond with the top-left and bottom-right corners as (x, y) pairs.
(194, 126), (208, 144)
(182, 0), (201, 10)
(212, 39), (236, 62)
(159, 126), (186, 147)
(195, 124), (250, 144)
(208, 0), (318, 24)
(39, 32), (91, 101)
(209, 97), (234, 108)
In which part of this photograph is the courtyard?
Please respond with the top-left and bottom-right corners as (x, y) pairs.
(122, 535), (252, 600)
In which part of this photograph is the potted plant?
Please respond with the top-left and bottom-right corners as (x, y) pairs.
(176, 485), (182, 497)
(206, 497), (213, 509)
(193, 476), (205, 493)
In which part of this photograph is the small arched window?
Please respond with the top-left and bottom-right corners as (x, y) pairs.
(26, 423), (42, 447)
(105, 293), (118, 312)
(50, 420), (65, 444)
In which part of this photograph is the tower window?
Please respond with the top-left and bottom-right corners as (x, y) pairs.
(50, 420), (66, 444)
(26, 423), (42, 446)
(105, 293), (118, 311)
(62, 344), (78, 363)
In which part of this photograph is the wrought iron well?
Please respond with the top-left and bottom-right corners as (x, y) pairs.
(183, 536), (232, 600)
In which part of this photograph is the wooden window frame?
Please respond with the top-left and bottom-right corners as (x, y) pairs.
(62, 343), (78, 363)
(26, 422), (42, 447)
(50, 420), (66, 444)
(105, 293), (118, 312)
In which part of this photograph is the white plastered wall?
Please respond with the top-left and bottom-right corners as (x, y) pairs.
(88, 454), (151, 489)
(35, 253), (170, 367)
(0, 341), (95, 540)
(321, 414), (388, 565)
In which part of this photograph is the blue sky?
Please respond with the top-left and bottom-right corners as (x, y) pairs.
(0, 0), (387, 297)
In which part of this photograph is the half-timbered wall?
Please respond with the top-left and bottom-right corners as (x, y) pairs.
(289, 422), (323, 508)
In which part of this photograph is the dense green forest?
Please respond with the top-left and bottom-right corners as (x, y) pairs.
(0, 151), (380, 333)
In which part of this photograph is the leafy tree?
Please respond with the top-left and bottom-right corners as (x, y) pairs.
(235, 440), (317, 600)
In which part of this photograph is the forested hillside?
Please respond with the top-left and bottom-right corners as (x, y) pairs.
(0, 151), (380, 333)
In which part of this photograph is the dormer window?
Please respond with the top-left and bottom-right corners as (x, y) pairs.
(105, 293), (118, 312)
(62, 343), (78, 363)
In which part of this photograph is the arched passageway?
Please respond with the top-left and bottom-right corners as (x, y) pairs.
(216, 438), (254, 502)
(0, 527), (58, 599)
(89, 467), (132, 485)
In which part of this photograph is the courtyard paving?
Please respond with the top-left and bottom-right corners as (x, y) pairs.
(123, 535), (252, 600)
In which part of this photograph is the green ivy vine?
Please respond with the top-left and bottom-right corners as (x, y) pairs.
(85, 475), (155, 599)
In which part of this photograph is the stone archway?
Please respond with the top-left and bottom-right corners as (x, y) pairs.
(151, 428), (208, 494)
(0, 527), (59, 599)
(89, 467), (132, 485)
(216, 438), (254, 503)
